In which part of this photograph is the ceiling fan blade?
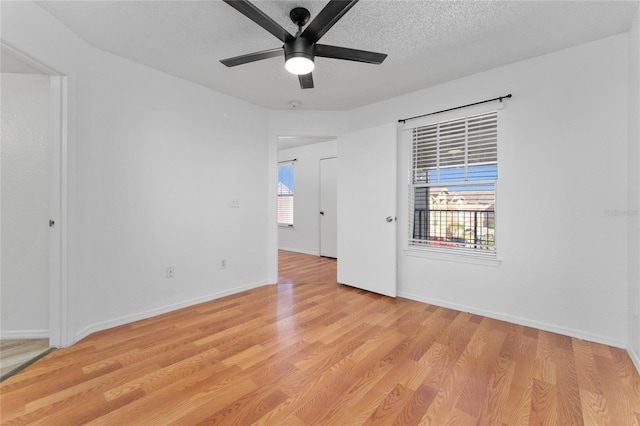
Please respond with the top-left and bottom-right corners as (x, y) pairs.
(299, 73), (314, 89)
(223, 0), (294, 43)
(315, 44), (387, 64)
(301, 0), (359, 44)
(220, 47), (283, 67)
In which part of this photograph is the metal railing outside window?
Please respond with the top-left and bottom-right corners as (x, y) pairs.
(412, 208), (495, 251)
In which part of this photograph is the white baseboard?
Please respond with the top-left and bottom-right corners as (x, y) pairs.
(398, 291), (626, 349)
(74, 280), (269, 343)
(0, 329), (49, 340)
(278, 247), (318, 256)
(628, 346), (640, 375)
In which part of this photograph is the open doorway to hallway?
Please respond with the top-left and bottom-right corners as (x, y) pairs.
(276, 135), (337, 281)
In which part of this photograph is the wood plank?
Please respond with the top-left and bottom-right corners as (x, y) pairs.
(529, 378), (558, 425)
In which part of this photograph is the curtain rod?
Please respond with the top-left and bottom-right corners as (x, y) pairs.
(398, 93), (512, 124)
(278, 159), (297, 163)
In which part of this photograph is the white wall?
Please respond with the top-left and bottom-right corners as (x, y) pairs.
(3, 1), (270, 344)
(1, 73), (51, 338)
(348, 34), (630, 347)
(278, 140), (337, 255)
(628, 7), (640, 367)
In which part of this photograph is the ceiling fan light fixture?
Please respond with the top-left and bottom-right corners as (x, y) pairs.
(285, 56), (315, 75)
(284, 37), (315, 75)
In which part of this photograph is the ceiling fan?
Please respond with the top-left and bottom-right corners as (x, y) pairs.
(220, 0), (388, 89)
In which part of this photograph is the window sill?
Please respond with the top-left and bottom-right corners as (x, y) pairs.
(404, 246), (502, 267)
(279, 224), (295, 230)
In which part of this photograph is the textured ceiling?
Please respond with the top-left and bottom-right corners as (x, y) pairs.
(35, 0), (639, 110)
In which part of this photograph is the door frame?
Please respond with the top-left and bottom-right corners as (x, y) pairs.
(49, 74), (69, 348)
(2, 43), (70, 347)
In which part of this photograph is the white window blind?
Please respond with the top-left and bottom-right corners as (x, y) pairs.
(410, 111), (498, 254)
(278, 162), (294, 226)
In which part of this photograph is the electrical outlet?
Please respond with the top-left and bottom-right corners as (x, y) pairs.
(220, 259), (226, 269)
(166, 266), (175, 278)
(231, 199), (240, 208)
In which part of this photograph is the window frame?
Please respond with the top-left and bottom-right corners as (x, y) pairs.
(277, 161), (295, 227)
(402, 105), (501, 263)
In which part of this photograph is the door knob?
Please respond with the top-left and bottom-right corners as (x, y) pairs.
(386, 216), (393, 222)
(320, 211), (325, 215)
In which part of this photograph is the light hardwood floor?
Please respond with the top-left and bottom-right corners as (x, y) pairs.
(1, 250), (639, 424)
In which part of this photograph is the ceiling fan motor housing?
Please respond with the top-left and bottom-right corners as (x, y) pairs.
(284, 37), (315, 63)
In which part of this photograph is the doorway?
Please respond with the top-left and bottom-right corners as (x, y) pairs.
(1, 44), (68, 353)
(276, 135), (337, 275)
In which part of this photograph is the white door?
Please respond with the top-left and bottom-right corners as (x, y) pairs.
(320, 157), (337, 258)
(337, 123), (397, 297)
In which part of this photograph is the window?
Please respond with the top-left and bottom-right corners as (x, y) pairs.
(278, 162), (295, 226)
(409, 111), (498, 255)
